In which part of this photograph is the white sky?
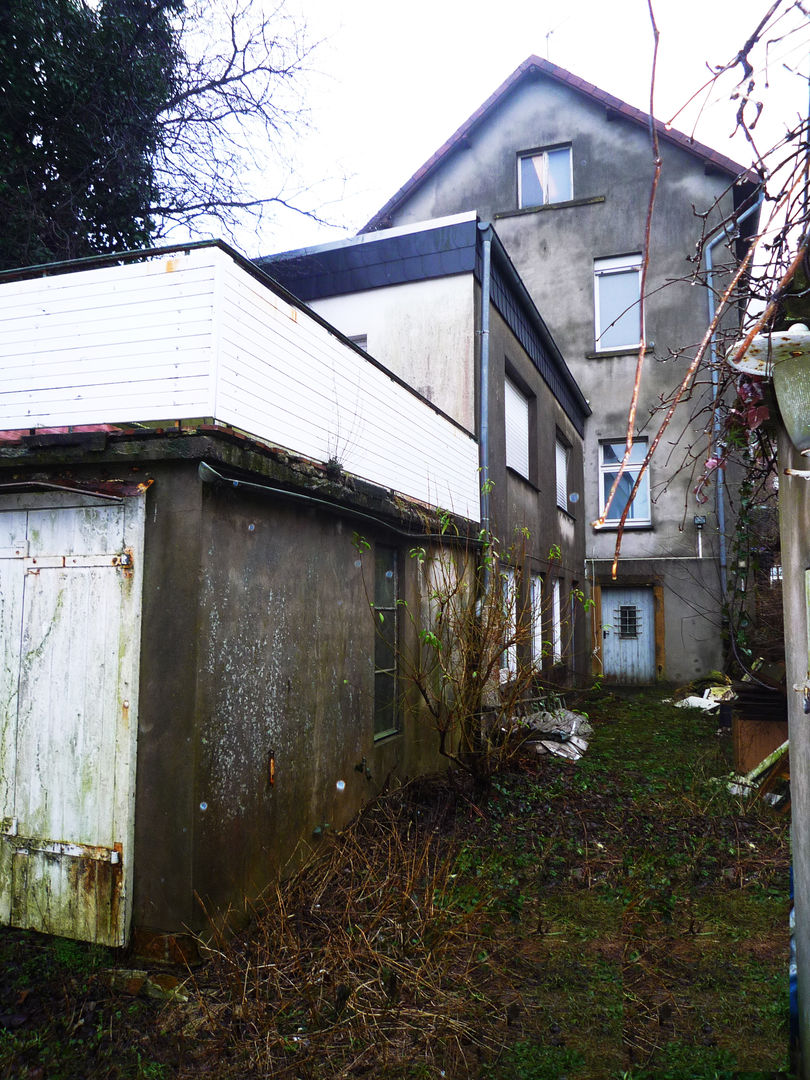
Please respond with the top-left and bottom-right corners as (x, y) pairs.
(237, 0), (810, 256)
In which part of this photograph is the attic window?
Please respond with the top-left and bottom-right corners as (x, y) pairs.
(518, 146), (572, 208)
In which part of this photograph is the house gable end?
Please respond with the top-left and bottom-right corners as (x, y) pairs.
(361, 55), (753, 232)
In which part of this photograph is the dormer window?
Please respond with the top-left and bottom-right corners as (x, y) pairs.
(518, 146), (572, 208)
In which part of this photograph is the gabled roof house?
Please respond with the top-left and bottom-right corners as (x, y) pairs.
(356, 55), (759, 684)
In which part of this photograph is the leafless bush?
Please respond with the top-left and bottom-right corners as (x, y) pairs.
(187, 783), (503, 1077)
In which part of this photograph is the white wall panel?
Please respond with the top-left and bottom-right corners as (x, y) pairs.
(0, 246), (480, 521)
(0, 252), (218, 428)
(217, 254), (480, 519)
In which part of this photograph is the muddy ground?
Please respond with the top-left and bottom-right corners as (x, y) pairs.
(0, 689), (792, 1079)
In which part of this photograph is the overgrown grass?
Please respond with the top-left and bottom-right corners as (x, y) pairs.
(0, 689), (791, 1078)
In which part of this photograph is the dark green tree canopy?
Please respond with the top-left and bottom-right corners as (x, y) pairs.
(0, 0), (312, 271)
(0, 0), (182, 268)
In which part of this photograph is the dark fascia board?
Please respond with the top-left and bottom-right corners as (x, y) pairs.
(360, 55), (756, 232)
(256, 215), (479, 300)
(483, 229), (590, 435)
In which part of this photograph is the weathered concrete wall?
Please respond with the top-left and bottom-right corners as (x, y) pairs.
(191, 481), (382, 918)
(135, 463), (204, 931)
(777, 425), (810, 1077)
(0, 435), (461, 938)
(384, 70), (740, 682)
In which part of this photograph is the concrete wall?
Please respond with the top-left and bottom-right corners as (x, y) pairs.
(485, 300), (589, 683)
(777, 425), (810, 1077)
(0, 436), (459, 937)
(132, 452), (451, 933)
(384, 71), (740, 682)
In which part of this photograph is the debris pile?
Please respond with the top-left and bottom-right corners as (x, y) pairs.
(517, 706), (593, 761)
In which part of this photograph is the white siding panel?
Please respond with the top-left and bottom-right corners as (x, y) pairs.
(0, 247), (480, 521)
(0, 252), (218, 428)
(217, 254), (480, 520)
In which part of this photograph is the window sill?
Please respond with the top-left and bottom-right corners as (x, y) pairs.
(374, 728), (402, 744)
(556, 504), (576, 522)
(495, 195), (606, 220)
(586, 344), (653, 359)
(592, 522), (653, 532)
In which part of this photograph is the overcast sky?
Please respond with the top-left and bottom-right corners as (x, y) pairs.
(241, 0), (810, 256)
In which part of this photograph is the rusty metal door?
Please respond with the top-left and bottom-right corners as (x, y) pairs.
(601, 586), (656, 684)
(0, 493), (144, 945)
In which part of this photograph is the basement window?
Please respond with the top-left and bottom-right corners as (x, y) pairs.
(373, 545), (399, 739)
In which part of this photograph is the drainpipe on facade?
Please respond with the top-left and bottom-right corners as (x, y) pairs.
(478, 221), (493, 595)
(704, 194), (763, 599)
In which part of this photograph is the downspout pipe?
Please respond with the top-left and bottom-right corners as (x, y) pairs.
(704, 193), (763, 599)
(478, 221), (493, 594)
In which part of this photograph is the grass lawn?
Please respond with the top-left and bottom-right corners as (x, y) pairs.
(0, 689), (792, 1078)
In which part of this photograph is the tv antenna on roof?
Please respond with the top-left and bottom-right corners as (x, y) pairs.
(545, 15), (572, 60)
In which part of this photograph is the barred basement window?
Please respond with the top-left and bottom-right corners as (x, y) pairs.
(618, 605), (640, 639)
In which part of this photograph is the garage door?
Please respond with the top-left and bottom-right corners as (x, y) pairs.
(0, 492), (144, 945)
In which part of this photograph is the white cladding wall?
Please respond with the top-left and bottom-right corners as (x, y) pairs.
(0, 248), (479, 521)
(0, 254), (216, 425)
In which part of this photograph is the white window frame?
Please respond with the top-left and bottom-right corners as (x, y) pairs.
(505, 376), (531, 480)
(555, 437), (569, 510)
(598, 438), (651, 526)
(551, 579), (562, 663)
(594, 254), (642, 352)
(518, 145), (573, 209)
(501, 567), (518, 676)
(531, 573), (544, 664)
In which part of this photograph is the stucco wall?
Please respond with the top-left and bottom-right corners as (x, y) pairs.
(485, 301), (589, 682)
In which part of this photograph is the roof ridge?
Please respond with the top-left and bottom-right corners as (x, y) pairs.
(361, 54), (755, 233)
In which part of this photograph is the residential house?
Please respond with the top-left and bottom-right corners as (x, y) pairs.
(359, 56), (760, 684)
(259, 212), (591, 684)
(0, 241), (485, 948)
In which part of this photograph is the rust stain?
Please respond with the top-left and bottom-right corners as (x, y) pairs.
(112, 547), (135, 579)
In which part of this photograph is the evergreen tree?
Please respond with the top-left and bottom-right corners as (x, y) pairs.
(0, 0), (181, 268)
